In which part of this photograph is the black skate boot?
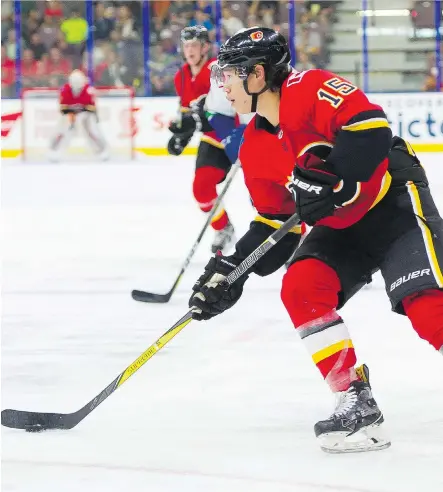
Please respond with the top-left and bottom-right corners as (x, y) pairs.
(314, 365), (391, 453)
(211, 220), (235, 253)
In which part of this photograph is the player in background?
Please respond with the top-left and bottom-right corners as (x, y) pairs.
(167, 26), (237, 253)
(188, 27), (443, 453)
(49, 70), (109, 162)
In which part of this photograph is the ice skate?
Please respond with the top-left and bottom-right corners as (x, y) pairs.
(315, 365), (391, 453)
(211, 220), (235, 253)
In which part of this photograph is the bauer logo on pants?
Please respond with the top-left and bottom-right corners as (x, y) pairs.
(390, 269), (430, 292)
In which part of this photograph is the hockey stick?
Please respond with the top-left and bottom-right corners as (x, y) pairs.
(132, 161), (241, 303)
(1, 211), (300, 432)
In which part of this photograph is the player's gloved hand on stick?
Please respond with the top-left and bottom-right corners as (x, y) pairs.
(189, 252), (248, 320)
(169, 112), (201, 135)
(167, 132), (193, 156)
(290, 153), (339, 226)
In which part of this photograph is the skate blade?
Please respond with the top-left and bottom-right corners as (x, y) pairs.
(319, 424), (391, 454)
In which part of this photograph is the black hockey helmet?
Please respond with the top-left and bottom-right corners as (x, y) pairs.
(181, 25), (210, 45)
(217, 27), (290, 72)
(213, 27), (291, 111)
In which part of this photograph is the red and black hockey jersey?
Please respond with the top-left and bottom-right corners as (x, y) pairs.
(59, 83), (96, 114)
(279, 69), (392, 229)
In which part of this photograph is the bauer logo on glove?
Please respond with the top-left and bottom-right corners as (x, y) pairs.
(290, 177), (324, 195)
(189, 253), (248, 321)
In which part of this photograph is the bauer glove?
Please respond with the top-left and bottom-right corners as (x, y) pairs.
(169, 98), (212, 136)
(189, 252), (248, 321)
(290, 153), (339, 226)
(167, 132), (193, 156)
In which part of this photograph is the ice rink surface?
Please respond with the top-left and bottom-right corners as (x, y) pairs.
(2, 155), (443, 492)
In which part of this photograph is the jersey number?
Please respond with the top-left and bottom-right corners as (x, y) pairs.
(317, 77), (357, 108)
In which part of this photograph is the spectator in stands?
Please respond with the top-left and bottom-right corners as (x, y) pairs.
(96, 47), (129, 88)
(114, 4), (142, 89)
(28, 32), (47, 62)
(196, 1), (214, 17)
(60, 8), (88, 68)
(423, 52), (442, 92)
(169, 0), (194, 22)
(94, 2), (115, 42)
(38, 14), (60, 51)
(297, 12), (325, 68)
(259, 1), (279, 28)
(159, 29), (178, 56)
(1, 43), (15, 97)
(42, 46), (72, 85)
(4, 28), (23, 61)
(149, 42), (180, 96)
(21, 48), (41, 88)
(190, 9), (214, 36)
(222, 6), (245, 37)
(22, 13), (41, 46)
(60, 8), (88, 46)
(115, 4), (140, 43)
(295, 50), (316, 71)
(1, 1), (14, 44)
(44, 0), (64, 20)
(151, 0), (171, 24)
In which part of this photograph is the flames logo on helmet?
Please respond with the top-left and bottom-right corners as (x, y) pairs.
(250, 31), (263, 42)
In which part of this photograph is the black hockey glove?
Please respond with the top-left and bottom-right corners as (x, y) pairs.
(189, 253), (248, 321)
(169, 112), (201, 135)
(169, 98), (213, 136)
(290, 153), (339, 226)
(167, 132), (193, 156)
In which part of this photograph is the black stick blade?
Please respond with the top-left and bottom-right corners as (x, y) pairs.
(2, 409), (71, 430)
(131, 290), (171, 303)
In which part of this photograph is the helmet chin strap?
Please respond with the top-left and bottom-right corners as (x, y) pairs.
(242, 80), (269, 112)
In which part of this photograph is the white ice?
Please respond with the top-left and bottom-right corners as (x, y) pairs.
(1, 155), (443, 492)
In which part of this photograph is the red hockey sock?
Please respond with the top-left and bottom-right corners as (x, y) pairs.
(192, 167), (229, 231)
(281, 259), (358, 391)
(403, 289), (443, 351)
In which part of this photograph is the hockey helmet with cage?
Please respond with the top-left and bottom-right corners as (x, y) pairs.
(181, 25), (210, 45)
(213, 27), (291, 111)
(68, 69), (88, 96)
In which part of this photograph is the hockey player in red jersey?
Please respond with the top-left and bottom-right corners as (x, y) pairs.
(49, 70), (109, 162)
(167, 26), (236, 253)
(188, 27), (443, 453)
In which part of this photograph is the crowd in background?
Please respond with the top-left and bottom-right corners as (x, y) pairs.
(1, 0), (340, 97)
(2, 1), (442, 97)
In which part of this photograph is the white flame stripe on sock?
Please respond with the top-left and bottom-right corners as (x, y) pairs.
(406, 183), (443, 288)
(198, 198), (217, 209)
(300, 321), (351, 357)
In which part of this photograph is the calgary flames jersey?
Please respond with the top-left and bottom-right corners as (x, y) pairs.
(174, 58), (221, 146)
(279, 69), (392, 229)
(240, 116), (295, 217)
(59, 83), (96, 113)
(232, 69), (393, 275)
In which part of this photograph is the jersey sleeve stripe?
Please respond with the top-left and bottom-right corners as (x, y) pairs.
(342, 118), (390, 132)
(297, 141), (333, 158)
